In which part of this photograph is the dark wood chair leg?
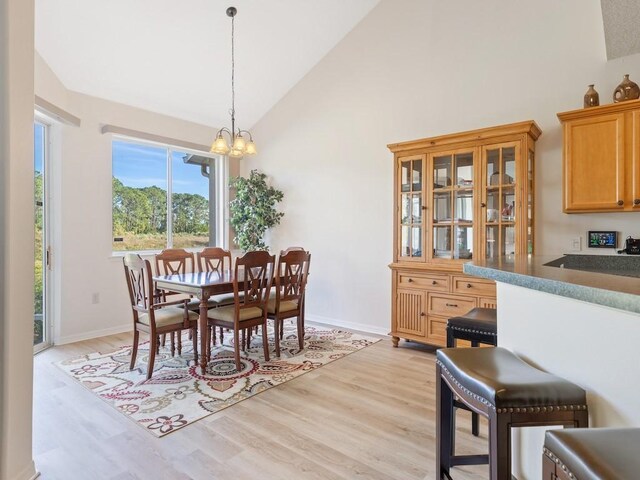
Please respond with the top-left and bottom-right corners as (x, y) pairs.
(472, 412), (480, 437)
(273, 316), (281, 357)
(233, 329), (241, 372)
(147, 334), (157, 379)
(170, 332), (176, 357)
(191, 327), (198, 364)
(280, 319), (284, 340)
(262, 321), (270, 362)
(177, 331), (182, 355)
(130, 330), (139, 370)
(436, 365), (454, 480)
(446, 327), (455, 348)
(297, 314), (304, 351)
(574, 410), (589, 429)
(489, 411), (511, 480)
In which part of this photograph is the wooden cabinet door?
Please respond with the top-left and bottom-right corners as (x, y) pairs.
(397, 155), (427, 262)
(564, 113), (625, 212)
(395, 289), (426, 337)
(632, 110), (640, 210)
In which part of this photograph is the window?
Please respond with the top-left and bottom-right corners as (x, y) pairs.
(112, 138), (224, 252)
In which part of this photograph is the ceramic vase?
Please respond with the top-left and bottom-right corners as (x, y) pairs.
(583, 84), (599, 108)
(613, 74), (640, 103)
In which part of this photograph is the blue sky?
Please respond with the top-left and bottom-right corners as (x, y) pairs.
(112, 140), (209, 198)
(34, 123), (44, 174)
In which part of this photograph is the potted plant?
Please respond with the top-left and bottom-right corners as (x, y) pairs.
(229, 169), (284, 252)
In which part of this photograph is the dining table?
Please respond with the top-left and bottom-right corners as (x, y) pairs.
(153, 270), (240, 374)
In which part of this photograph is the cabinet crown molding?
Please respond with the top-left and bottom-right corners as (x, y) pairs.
(558, 99), (640, 122)
(387, 120), (541, 153)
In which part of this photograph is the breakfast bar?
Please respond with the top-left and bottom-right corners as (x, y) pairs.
(464, 255), (640, 479)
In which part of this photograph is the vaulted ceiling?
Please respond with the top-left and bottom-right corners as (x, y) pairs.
(35, 0), (382, 128)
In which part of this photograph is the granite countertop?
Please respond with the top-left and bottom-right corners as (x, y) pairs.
(463, 255), (640, 314)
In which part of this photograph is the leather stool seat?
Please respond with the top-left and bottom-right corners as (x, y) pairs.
(544, 428), (640, 480)
(436, 346), (589, 480)
(437, 347), (587, 410)
(447, 307), (497, 338)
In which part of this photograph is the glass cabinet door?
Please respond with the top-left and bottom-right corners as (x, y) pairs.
(431, 151), (474, 260)
(484, 145), (518, 258)
(399, 157), (424, 260)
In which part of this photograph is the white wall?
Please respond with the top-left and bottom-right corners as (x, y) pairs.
(244, 0), (640, 333)
(498, 283), (640, 479)
(34, 54), (241, 344)
(1, 0), (37, 478)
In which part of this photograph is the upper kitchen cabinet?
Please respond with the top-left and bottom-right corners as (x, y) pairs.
(558, 99), (640, 213)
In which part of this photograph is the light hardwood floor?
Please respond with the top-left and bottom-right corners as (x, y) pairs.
(34, 329), (489, 479)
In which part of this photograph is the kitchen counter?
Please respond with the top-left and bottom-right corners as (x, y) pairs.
(463, 255), (640, 314)
(462, 254), (640, 479)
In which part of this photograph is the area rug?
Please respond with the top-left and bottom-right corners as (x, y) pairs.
(56, 324), (379, 437)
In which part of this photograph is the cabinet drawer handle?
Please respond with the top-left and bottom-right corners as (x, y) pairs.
(466, 283), (472, 288)
(446, 303), (458, 307)
(480, 202), (486, 208)
(432, 280), (437, 285)
(420, 312), (426, 317)
(634, 199), (640, 206)
(407, 278), (413, 282)
(617, 200), (624, 206)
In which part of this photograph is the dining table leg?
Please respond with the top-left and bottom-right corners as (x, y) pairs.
(199, 296), (209, 374)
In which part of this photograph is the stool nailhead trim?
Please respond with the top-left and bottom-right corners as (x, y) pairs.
(446, 325), (497, 337)
(543, 447), (576, 480)
(437, 359), (588, 414)
(437, 359), (496, 410)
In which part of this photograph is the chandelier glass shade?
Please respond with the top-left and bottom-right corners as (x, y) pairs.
(210, 6), (256, 159)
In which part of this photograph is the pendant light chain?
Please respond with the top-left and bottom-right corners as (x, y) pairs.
(230, 13), (235, 137)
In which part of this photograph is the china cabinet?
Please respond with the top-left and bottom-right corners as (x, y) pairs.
(388, 121), (541, 347)
(558, 99), (640, 213)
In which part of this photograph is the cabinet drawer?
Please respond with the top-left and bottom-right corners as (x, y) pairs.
(398, 272), (450, 292)
(452, 276), (496, 297)
(426, 316), (448, 346)
(428, 293), (476, 317)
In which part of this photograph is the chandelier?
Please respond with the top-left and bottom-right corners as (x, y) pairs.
(210, 6), (257, 158)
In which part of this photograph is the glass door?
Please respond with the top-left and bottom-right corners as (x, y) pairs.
(431, 151), (475, 260)
(484, 144), (518, 259)
(398, 156), (425, 261)
(34, 121), (50, 352)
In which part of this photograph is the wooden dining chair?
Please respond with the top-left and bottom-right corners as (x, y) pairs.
(197, 247), (235, 352)
(154, 248), (198, 346)
(123, 254), (198, 379)
(268, 249), (311, 355)
(206, 250), (275, 372)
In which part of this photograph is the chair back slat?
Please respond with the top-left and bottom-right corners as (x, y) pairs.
(155, 248), (194, 275)
(234, 251), (275, 311)
(197, 247), (232, 273)
(123, 253), (154, 312)
(276, 250), (311, 304)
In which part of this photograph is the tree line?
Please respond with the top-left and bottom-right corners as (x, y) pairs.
(112, 177), (209, 235)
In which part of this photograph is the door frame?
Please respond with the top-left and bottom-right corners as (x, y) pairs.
(34, 115), (53, 353)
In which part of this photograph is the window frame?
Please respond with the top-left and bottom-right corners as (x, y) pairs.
(110, 135), (227, 254)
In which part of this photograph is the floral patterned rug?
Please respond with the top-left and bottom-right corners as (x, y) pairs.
(57, 324), (379, 437)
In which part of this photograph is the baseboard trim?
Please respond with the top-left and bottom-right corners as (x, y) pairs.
(305, 314), (389, 337)
(11, 461), (38, 480)
(55, 324), (131, 345)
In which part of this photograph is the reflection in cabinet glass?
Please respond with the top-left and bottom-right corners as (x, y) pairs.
(484, 145), (518, 257)
(399, 157), (424, 259)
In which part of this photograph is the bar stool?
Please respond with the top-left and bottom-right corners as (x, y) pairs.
(543, 428), (640, 480)
(436, 347), (588, 480)
(446, 307), (497, 436)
